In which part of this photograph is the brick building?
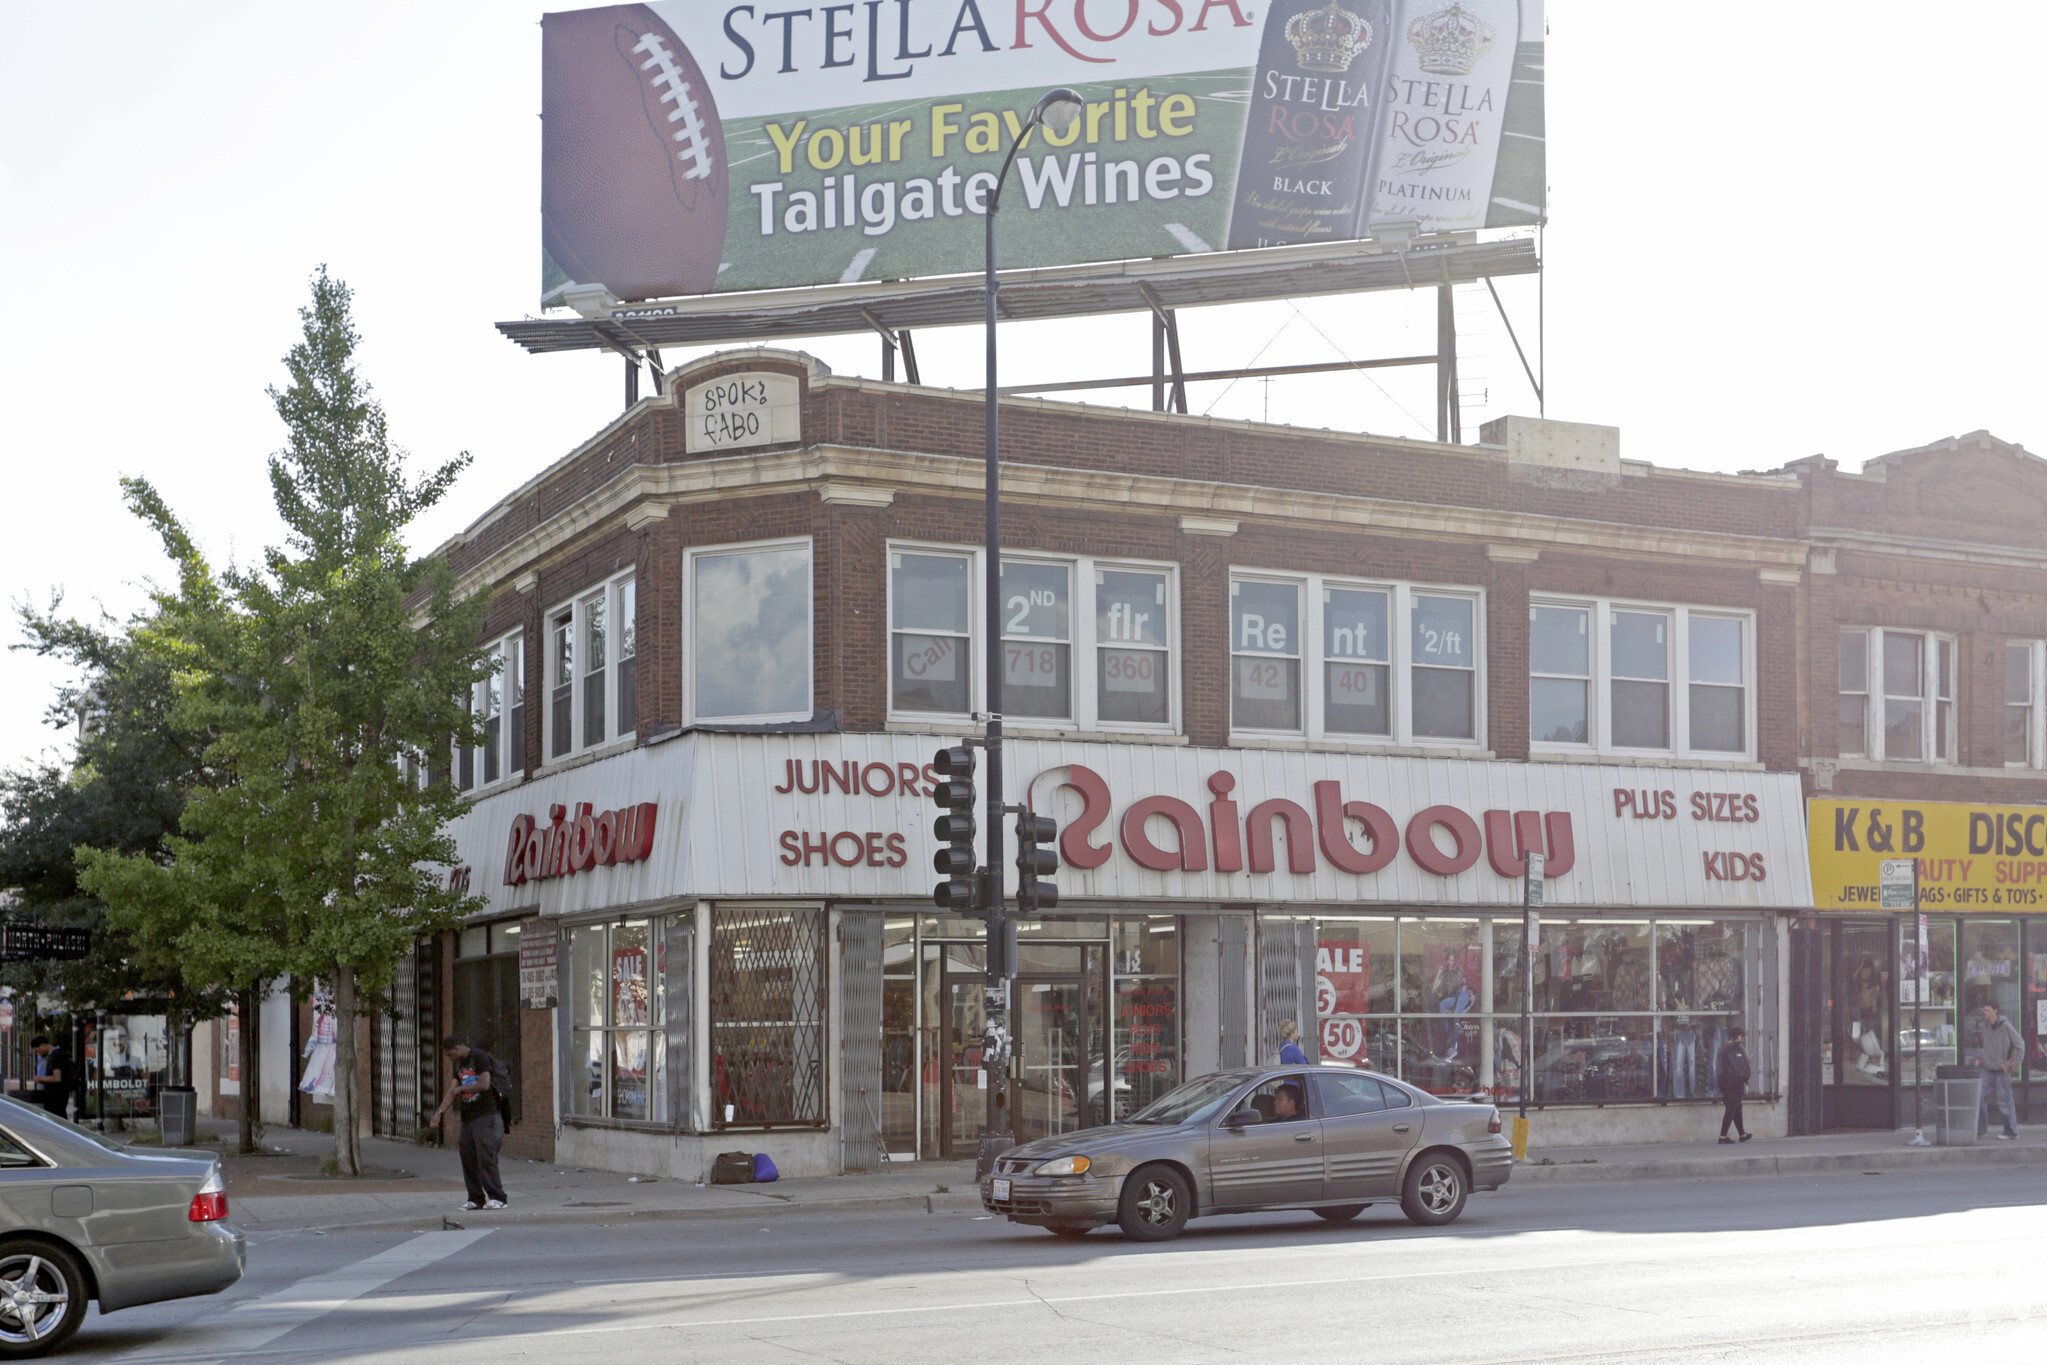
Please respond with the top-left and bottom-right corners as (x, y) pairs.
(353, 348), (2040, 1177)
(1783, 431), (2047, 1134)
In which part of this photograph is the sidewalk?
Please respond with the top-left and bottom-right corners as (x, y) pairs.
(201, 1118), (2046, 1235)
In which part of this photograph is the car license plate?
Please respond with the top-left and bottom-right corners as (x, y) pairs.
(992, 1177), (1011, 1201)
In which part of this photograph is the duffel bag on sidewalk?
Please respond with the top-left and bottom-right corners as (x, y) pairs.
(711, 1151), (756, 1184)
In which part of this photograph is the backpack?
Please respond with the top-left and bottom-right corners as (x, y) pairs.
(712, 1151), (756, 1184)
(481, 1050), (516, 1129)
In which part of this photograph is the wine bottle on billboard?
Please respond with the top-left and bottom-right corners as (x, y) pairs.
(1225, 0), (1395, 251)
(1365, 0), (1520, 235)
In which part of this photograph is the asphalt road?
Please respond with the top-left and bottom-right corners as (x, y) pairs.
(81, 1169), (2045, 1365)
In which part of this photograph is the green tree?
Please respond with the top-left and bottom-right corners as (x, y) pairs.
(83, 268), (486, 1174)
(0, 600), (232, 1099)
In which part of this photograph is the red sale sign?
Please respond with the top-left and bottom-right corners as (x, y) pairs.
(1316, 939), (1371, 1017)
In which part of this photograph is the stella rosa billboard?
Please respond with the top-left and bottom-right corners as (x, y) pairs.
(539, 0), (1546, 304)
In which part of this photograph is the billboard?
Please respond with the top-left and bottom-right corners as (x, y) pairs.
(540, 0), (1545, 304)
(1809, 798), (2047, 912)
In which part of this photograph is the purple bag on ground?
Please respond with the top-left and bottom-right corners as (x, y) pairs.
(752, 1152), (779, 1183)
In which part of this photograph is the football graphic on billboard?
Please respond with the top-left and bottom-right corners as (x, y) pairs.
(541, 4), (727, 303)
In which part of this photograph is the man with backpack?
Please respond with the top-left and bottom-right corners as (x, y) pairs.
(433, 1036), (511, 1210)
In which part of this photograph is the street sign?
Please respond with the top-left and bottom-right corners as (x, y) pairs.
(1878, 859), (1917, 911)
(0, 925), (90, 961)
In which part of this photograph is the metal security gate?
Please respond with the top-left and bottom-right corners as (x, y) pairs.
(1257, 919), (1315, 1067)
(710, 906), (828, 1128)
(839, 910), (884, 1171)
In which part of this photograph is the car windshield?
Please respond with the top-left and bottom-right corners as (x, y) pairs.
(1126, 1073), (1248, 1125)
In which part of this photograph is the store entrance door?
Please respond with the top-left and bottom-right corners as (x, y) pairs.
(1821, 919), (1896, 1130)
(932, 943), (1107, 1159)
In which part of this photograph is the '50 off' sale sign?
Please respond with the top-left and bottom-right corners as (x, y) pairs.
(1316, 937), (1370, 1060)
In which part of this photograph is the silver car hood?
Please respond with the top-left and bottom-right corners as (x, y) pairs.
(1001, 1122), (1192, 1163)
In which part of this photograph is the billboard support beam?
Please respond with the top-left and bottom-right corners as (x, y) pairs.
(1436, 285), (1461, 444)
(624, 355), (638, 409)
(1001, 353), (1435, 398)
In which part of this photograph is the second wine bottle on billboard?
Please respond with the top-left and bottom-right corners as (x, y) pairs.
(1365, 0), (1522, 234)
(1225, 0), (1395, 251)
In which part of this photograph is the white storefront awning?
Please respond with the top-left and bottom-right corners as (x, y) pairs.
(441, 735), (1813, 919)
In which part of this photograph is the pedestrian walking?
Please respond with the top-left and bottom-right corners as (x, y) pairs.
(1973, 1002), (2023, 1140)
(29, 1035), (73, 1119)
(1716, 1025), (1752, 1144)
(1277, 1019), (1308, 1066)
(432, 1037), (510, 1210)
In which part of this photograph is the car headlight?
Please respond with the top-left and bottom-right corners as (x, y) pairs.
(1035, 1155), (1092, 1177)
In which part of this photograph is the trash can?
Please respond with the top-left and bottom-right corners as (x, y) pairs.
(158, 1085), (197, 1148)
(1934, 1065), (1981, 1147)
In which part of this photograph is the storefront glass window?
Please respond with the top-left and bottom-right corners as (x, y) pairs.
(1309, 915), (1771, 1105)
(1839, 922), (1893, 1087)
(567, 917), (682, 1125)
(1960, 920), (2021, 1081)
(1096, 568), (1171, 726)
(1113, 918), (1179, 1122)
(710, 906), (828, 1128)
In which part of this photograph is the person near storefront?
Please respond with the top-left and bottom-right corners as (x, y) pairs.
(1277, 1019), (1308, 1065)
(1973, 1002), (2023, 1141)
(28, 1036), (73, 1119)
(1715, 1026), (1752, 1144)
(432, 1037), (510, 1210)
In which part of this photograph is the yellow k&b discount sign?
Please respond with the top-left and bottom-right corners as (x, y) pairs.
(1809, 798), (2047, 911)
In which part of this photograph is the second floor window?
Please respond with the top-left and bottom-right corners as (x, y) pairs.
(1839, 628), (1954, 763)
(1530, 600), (1752, 759)
(690, 539), (813, 724)
(2009, 642), (2045, 769)
(457, 633), (523, 791)
(888, 545), (1177, 732)
(548, 572), (636, 761)
(1230, 574), (1480, 746)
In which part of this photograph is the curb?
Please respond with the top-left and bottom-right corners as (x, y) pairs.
(235, 1189), (987, 1236)
(232, 1146), (2046, 1234)
(1516, 1143), (2045, 1183)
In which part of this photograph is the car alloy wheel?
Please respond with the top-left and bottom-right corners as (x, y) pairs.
(1118, 1164), (1191, 1242)
(0, 1241), (88, 1358)
(1400, 1156), (1468, 1227)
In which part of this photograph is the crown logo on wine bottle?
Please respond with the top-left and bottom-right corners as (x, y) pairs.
(1406, 3), (1494, 76)
(1285, 1), (1374, 74)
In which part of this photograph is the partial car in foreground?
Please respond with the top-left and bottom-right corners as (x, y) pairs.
(0, 1095), (244, 1357)
(982, 1065), (1511, 1241)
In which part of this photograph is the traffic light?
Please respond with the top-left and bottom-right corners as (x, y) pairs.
(1015, 812), (1059, 913)
(931, 745), (978, 912)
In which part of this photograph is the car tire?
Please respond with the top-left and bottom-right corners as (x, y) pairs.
(1045, 1223), (1093, 1239)
(1399, 1154), (1469, 1227)
(0, 1239), (89, 1358)
(1313, 1204), (1369, 1223)
(1117, 1164), (1192, 1242)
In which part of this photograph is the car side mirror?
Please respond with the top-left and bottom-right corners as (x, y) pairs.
(1222, 1108), (1261, 1129)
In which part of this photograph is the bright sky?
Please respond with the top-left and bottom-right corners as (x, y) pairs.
(3, 3), (2042, 778)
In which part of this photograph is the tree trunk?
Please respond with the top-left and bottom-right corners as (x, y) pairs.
(332, 963), (363, 1176)
(238, 984), (261, 1156)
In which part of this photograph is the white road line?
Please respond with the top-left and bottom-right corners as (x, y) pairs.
(112, 1229), (492, 1364)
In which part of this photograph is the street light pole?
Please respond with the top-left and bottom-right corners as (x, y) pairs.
(976, 88), (1084, 1183)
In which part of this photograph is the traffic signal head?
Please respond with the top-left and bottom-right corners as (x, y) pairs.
(1014, 812), (1060, 914)
(932, 746), (979, 912)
